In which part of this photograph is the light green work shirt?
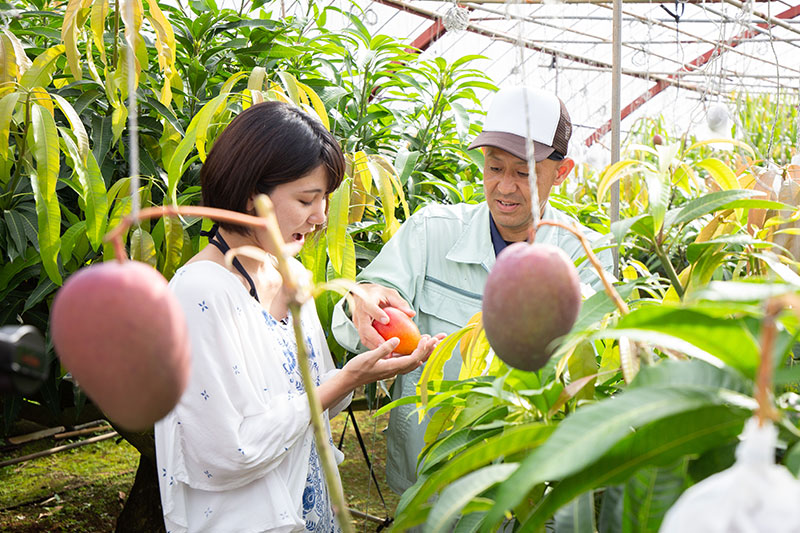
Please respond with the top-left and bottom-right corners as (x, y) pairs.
(331, 201), (612, 494)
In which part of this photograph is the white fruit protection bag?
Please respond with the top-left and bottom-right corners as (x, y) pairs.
(660, 417), (800, 533)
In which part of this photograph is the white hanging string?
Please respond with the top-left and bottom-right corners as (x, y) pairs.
(124, 0), (140, 219)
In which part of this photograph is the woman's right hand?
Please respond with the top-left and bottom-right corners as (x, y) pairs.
(342, 334), (442, 387)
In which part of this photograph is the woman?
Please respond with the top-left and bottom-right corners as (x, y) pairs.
(154, 101), (439, 532)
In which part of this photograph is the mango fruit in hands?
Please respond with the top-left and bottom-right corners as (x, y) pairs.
(51, 260), (191, 431)
(482, 242), (582, 372)
(373, 307), (422, 355)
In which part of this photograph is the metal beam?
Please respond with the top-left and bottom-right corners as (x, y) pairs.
(585, 2), (800, 146)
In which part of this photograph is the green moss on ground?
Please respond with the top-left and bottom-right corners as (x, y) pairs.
(0, 409), (399, 531)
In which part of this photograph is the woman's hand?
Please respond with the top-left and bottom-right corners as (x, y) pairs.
(342, 333), (444, 388)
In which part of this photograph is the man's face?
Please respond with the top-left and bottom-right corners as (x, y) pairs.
(483, 146), (571, 242)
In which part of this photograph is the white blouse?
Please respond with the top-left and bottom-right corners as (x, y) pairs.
(155, 261), (350, 532)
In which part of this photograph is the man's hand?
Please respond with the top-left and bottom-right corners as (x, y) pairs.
(348, 283), (416, 350)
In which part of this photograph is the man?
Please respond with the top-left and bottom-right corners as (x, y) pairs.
(331, 86), (613, 495)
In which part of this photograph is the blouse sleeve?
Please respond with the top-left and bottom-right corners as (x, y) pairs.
(166, 269), (313, 492)
(303, 300), (352, 420)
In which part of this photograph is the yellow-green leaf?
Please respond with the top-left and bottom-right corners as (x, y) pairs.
(696, 158), (739, 191)
(30, 104), (62, 284)
(248, 67), (266, 91)
(277, 71), (303, 106)
(0, 33), (17, 84)
(685, 138), (756, 158)
(193, 92), (229, 162)
(145, 0), (176, 73)
(596, 159), (640, 203)
(91, 0), (109, 64)
(52, 93), (89, 163)
(3, 29), (31, 77)
(297, 80), (330, 130)
(19, 45), (65, 89)
(162, 214), (184, 278)
(0, 92), (20, 159)
(326, 177), (351, 275)
(61, 0), (85, 80)
(130, 227), (157, 266)
(60, 131), (108, 250)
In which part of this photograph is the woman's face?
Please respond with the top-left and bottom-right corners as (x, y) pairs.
(266, 164), (329, 256)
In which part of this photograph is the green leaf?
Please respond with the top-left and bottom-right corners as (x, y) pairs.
(396, 423), (554, 530)
(483, 386), (753, 530)
(427, 463), (519, 533)
(595, 306), (761, 377)
(29, 104), (62, 284)
(3, 209), (28, 256)
(554, 491), (595, 533)
(22, 275), (57, 312)
(622, 461), (687, 533)
(60, 131), (108, 250)
(671, 189), (760, 227)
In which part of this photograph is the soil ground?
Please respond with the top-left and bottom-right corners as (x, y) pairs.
(0, 408), (399, 532)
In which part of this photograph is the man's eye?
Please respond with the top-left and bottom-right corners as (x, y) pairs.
(489, 167), (502, 173)
(517, 172), (529, 178)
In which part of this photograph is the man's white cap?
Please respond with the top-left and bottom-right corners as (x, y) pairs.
(469, 86), (572, 162)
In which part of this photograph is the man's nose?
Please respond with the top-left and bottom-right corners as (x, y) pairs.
(496, 175), (517, 194)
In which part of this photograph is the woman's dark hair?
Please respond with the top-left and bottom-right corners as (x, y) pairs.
(200, 101), (345, 234)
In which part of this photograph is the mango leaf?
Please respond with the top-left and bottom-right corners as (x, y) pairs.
(671, 189), (761, 227)
(597, 159), (641, 203)
(696, 158), (739, 191)
(60, 220), (86, 262)
(3, 210), (28, 256)
(162, 214), (184, 278)
(554, 491), (595, 533)
(20, 45), (65, 89)
(689, 280), (799, 304)
(0, 33), (17, 84)
(22, 275), (58, 313)
(427, 463), (519, 533)
(397, 421), (555, 530)
(485, 385), (752, 531)
(90, 0), (109, 64)
(61, 0), (88, 80)
(192, 91), (229, 163)
(326, 177), (350, 275)
(685, 138), (756, 158)
(518, 404), (745, 532)
(595, 306), (760, 377)
(130, 227), (157, 266)
(0, 92), (20, 166)
(60, 131), (108, 250)
(29, 104), (62, 284)
(296, 80), (330, 130)
(621, 460), (687, 533)
(52, 93), (89, 164)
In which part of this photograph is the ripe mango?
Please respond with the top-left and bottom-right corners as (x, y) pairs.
(51, 261), (191, 430)
(482, 243), (582, 371)
(373, 307), (421, 355)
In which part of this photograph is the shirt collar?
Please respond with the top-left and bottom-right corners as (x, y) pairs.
(446, 203), (496, 270)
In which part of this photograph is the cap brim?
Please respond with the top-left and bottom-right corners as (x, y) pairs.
(468, 132), (555, 162)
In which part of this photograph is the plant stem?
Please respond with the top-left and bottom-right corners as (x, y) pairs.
(537, 220), (629, 316)
(654, 241), (684, 298)
(1, 92), (31, 209)
(112, 0), (120, 68)
(253, 195), (355, 533)
(756, 298), (781, 426)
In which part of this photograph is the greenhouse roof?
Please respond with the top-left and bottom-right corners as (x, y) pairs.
(267, 0), (800, 165)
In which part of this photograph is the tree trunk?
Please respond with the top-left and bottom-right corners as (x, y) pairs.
(114, 428), (166, 533)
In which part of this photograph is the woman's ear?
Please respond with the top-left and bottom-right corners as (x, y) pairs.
(554, 158), (575, 185)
